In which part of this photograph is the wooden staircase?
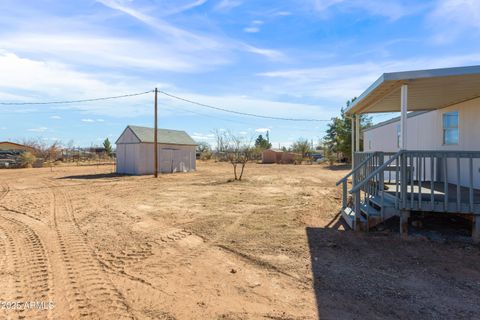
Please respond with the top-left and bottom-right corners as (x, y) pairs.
(337, 151), (402, 231)
(341, 193), (399, 230)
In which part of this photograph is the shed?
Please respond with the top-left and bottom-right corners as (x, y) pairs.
(116, 125), (197, 175)
(262, 149), (299, 164)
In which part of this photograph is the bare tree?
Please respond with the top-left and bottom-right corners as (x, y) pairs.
(18, 138), (61, 166)
(212, 129), (229, 161)
(225, 131), (254, 181)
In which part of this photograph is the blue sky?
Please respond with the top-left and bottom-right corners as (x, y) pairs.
(1, 0), (480, 147)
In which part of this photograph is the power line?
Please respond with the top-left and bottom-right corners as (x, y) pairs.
(0, 90), (154, 105)
(0, 89), (332, 122)
(158, 90), (330, 122)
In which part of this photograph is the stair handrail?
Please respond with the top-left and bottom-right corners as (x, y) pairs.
(335, 152), (379, 186)
(349, 150), (403, 194)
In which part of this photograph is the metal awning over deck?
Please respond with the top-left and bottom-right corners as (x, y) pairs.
(346, 65), (480, 114)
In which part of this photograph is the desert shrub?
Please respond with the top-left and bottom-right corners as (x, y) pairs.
(20, 152), (36, 168)
(200, 151), (213, 161)
(325, 148), (336, 166)
(293, 155), (303, 165)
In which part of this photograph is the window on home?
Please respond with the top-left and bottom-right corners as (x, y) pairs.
(443, 111), (459, 145)
(396, 125), (400, 148)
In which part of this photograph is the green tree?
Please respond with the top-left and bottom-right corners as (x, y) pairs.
(291, 138), (311, 158)
(255, 134), (272, 150)
(103, 138), (113, 157)
(324, 98), (372, 163)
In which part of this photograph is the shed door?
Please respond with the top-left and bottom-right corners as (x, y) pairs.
(160, 149), (174, 173)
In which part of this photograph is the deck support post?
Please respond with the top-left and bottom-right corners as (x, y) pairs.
(400, 84), (408, 150)
(355, 115), (360, 153)
(473, 215), (480, 244)
(400, 210), (410, 237)
(351, 116), (356, 170)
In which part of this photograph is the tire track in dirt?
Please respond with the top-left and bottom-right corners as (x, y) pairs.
(0, 182), (10, 201)
(42, 179), (135, 319)
(0, 181), (53, 320)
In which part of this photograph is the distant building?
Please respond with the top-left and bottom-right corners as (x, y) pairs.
(0, 142), (37, 168)
(0, 141), (36, 153)
(261, 149), (299, 164)
(116, 125), (197, 175)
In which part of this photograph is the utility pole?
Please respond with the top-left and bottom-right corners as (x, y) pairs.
(154, 87), (158, 178)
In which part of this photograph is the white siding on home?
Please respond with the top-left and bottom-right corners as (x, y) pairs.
(363, 97), (480, 188)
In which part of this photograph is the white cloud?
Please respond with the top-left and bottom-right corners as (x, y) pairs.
(28, 127), (48, 132)
(95, 0), (281, 63)
(161, 91), (333, 120)
(311, 0), (422, 20)
(274, 11), (292, 16)
(255, 128), (270, 133)
(96, 119), (105, 122)
(0, 127), (6, 130)
(191, 132), (215, 141)
(0, 51), (156, 117)
(161, 0), (208, 16)
(244, 20), (263, 33)
(244, 27), (260, 33)
(428, 0), (480, 43)
(50, 115), (61, 119)
(243, 45), (284, 60)
(215, 0), (243, 11)
(1, 34), (228, 73)
(81, 119), (96, 123)
(258, 54), (480, 101)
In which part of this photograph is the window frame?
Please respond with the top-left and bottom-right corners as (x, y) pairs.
(442, 111), (459, 145)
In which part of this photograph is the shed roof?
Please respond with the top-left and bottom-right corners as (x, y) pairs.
(346, 65), (480, 115)
(121, 125), (197, 145)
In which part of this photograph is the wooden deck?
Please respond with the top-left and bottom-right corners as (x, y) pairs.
(338, 151), (480, 240)
(385, 182), (480, 204)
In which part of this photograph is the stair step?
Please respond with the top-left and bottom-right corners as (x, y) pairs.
(368, 194), (395, 208)
(341, 207), (366, 229)
(360, 203), (381, 217)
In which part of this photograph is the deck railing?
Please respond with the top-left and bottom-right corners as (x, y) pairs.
(394, 151), (480, 214)
(343, 150), (480, 220)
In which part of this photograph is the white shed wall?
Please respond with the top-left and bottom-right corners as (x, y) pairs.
(363, 97), (480, 188)
(116, 142), (196, 175)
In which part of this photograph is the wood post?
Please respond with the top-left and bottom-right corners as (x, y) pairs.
(154, 88), (158, 178)
(354, 191), (361, 231)
(355, 115), (360, 152)
(473, 215), (480, 244)
(351, 116), (355, 170)
(400, 210), (410, 237)
(400, 84), (408, 150)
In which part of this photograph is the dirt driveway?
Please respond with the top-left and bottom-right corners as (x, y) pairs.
(0, 161), (479, 319)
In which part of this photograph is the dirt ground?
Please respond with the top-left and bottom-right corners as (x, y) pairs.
(0, 161), (479, 320)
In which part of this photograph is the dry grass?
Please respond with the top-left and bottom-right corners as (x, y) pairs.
(0, 161), (479, 319)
